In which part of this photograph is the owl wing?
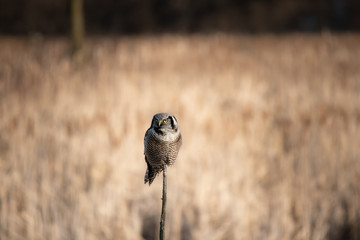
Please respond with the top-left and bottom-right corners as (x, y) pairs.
(144, 127), (151, 154)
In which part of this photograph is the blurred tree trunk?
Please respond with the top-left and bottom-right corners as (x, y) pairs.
(71, 0), (85, 64)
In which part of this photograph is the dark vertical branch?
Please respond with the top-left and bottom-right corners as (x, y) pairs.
(159, 165), (167, 240)
(71, 0), (85, 63)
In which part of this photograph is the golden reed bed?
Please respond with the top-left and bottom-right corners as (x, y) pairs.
(0, 34), (359, 240)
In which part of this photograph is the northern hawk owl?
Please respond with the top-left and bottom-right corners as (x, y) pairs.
(144, 113), (182, 185)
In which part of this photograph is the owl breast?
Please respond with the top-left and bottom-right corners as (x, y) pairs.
(144, 129), (182, 167)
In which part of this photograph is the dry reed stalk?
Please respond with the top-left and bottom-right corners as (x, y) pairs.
(159, 165), (167, 240)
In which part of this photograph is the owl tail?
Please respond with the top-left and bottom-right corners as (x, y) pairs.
(144, 166), (156, 185)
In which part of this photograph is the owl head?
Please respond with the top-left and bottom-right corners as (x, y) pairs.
(150, 113), (179, 132)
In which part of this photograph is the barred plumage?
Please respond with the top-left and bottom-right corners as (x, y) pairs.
(144, 113), (182, 185)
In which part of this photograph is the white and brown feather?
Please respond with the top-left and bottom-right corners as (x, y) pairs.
(144, 113), (182, 185)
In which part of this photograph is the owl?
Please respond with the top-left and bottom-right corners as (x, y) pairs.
(144, 113), (182, 185)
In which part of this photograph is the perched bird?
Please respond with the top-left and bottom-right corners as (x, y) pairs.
(144, 113), (182, 185)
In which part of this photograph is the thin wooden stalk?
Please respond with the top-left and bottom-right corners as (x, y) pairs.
(159, 165), (167, 240)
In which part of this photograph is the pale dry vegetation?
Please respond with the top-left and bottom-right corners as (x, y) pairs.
(0, 34), (360, 240)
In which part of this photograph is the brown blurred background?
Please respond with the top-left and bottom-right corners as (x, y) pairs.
(1, 1), (360, 240)
(1, 0), (360, 34)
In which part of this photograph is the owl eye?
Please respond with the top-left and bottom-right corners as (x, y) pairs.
(163, 119), (167, 124)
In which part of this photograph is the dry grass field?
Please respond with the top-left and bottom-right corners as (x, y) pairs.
(0, 33), (360, 240)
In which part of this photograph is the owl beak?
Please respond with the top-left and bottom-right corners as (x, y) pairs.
(158, 121), (162, 127)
